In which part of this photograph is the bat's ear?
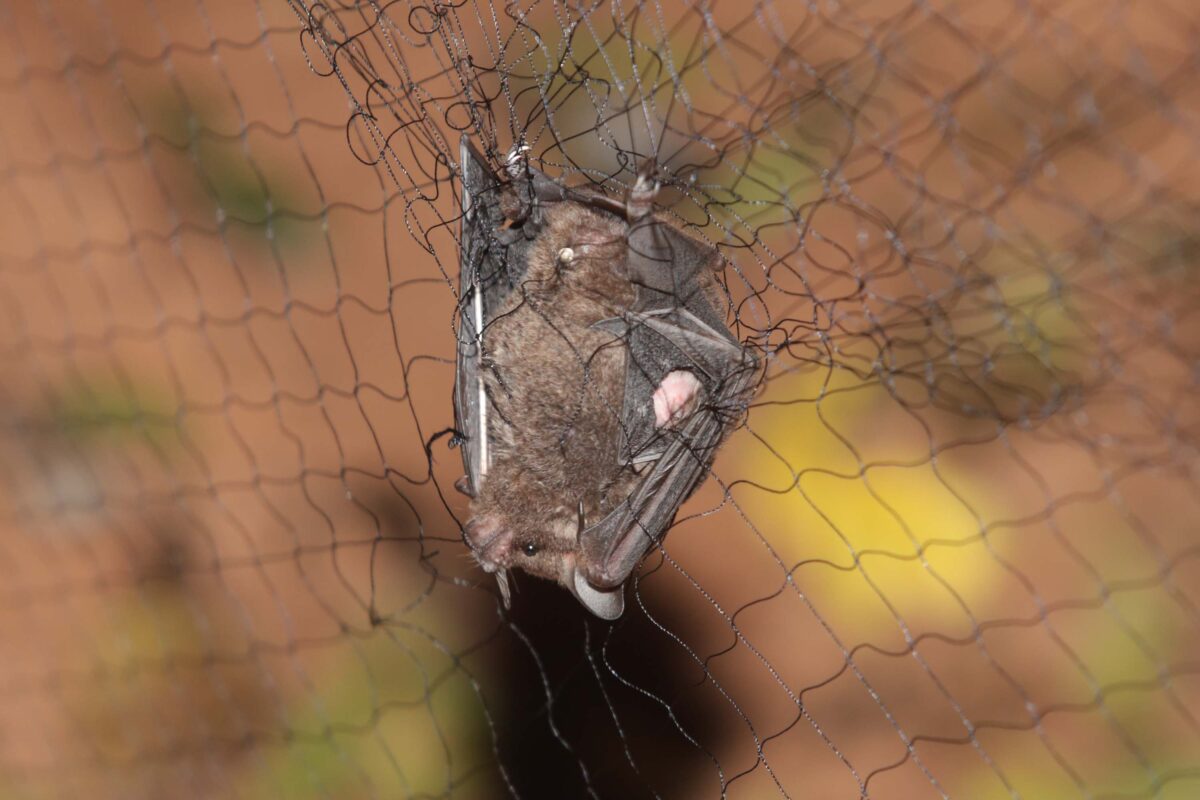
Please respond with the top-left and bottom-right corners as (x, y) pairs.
(570, 568), (625, 620)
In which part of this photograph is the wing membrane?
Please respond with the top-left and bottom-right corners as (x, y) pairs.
(578, 309), (757, 589)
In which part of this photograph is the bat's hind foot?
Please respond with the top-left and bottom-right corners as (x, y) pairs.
(504, 142), (530, 177)
(626, 164), (660, 221)
(653, 370), (702, 428)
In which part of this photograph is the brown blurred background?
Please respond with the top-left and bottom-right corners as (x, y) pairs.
(0, 0), (1198, 797)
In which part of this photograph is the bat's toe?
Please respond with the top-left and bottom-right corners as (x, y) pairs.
(504, 143), (530, 176)
(627, 171), (660, 219)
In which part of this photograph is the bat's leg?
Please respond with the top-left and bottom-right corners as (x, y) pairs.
(652, 370), (702, 428)
(454, 476), (476, 498)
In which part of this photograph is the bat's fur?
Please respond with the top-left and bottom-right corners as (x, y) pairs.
(469, 201), (643, 584)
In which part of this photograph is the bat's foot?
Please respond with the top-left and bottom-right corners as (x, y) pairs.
(653, 370), (702, 428)
(504, 142), (530, 178)
(626, 165), (660, 220)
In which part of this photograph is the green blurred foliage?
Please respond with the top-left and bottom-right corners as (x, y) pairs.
(72, 557), (494, 799)
(140, 87), (317, 252)
(741, 367), (1007, 637)
(50, 376), (177, 451)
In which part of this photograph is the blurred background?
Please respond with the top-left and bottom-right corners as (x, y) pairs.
(0, 0), (1198, 797)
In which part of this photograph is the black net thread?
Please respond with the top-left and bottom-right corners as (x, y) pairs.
(0, 0), (1198, 798)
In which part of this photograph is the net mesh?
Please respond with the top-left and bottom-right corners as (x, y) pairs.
(1, 0), (1198, 797)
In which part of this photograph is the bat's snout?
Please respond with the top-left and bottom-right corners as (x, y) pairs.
(465, 517), (515, 609)
(463, 517), (513, 569)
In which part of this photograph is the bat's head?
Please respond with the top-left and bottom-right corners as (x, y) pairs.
(463, 507), (625, 619)
(513, 200), (632, 306)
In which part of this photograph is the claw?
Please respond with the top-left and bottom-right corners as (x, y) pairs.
(505, 143), (530, 178)
(626, 161), (660, 221)
(454, 475), (475, 498)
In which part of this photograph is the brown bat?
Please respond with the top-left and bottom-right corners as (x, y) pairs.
(453, 139), (756, 619)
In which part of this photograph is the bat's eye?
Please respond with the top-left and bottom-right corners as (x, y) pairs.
(556, 247), (575, 265)
(520, 542), (539, 557)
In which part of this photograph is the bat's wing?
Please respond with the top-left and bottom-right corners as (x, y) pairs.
(614, 214), (739, 462)
(570, 209), (756, 617)
(454, 138), (522, 497)
(576, 309), (755, 593)
(455, 140), (572, 493)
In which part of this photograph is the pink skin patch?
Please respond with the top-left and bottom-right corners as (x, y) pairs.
(653, 370), (702, 428)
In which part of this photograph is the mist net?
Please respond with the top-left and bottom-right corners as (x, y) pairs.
(0, 0), (1197, 797)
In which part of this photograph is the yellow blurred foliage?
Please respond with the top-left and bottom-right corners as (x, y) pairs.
(741, 367), (1018, 641)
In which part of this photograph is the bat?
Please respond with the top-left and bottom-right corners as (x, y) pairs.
(453, 138), (757, 619)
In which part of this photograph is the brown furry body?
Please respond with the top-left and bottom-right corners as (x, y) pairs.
(471, 202), (639, 582)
